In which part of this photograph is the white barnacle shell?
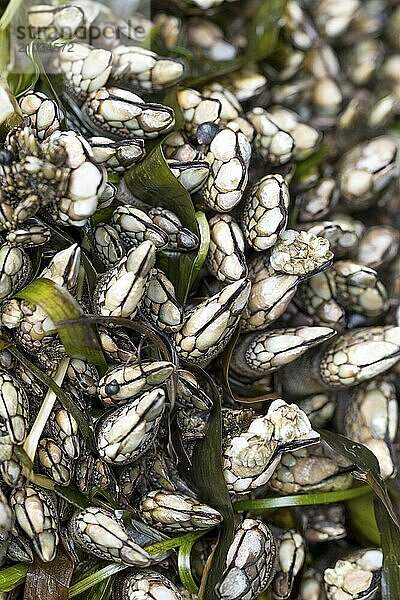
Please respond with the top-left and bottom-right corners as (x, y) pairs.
(267, 399), (314, 443)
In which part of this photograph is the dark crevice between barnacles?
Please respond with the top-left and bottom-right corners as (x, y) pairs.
(7, 344), (96, 452)
(172, 362), (237, 600)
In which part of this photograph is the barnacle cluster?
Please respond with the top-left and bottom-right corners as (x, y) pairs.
(0, 0), (400, 599)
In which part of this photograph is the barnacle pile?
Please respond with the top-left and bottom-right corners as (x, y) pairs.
(0, 0), (400, 599)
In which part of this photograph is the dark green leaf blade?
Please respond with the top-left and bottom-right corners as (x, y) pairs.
(346, 493), (380, 545)
(233, 485), (370, 512)
(162, 86), (185, 131)
(185, 0), (287, 87)
(9, 345), (96, 449)
(125, 145), (198, 303)
(83, 576), (115, 600)
(69, 565), (129, 598)
(0, 564), (28, 592)
(188, 375), (236, 600)
(178, 541), (199, 594)
(16, 278), (106, 367)
(144, 530), (206, 556)
(374, 498), (400, 600)
(190, 211), (211, 290)
(320, 429), (400, 531)
(54, 484), (90, 510)
(246, 0), (288, 61)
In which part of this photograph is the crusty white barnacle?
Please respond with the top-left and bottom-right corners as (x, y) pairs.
(98, 326), (138, 364)
(350, 378), (398, 443)
(6, 528), (35, 563)
(163, 131), (199, 162)
(10, 485), (59, 563)
(202, 83), (243, 125)
(111, 45), (184, 92)
(147, 206), (199, 252)
(98, 360), (175, 406)
(0, 433), (22, 488)
(9, 245), (80, 353)
(38, 438), (73, 486)
(69, 506), (151, 565)
(267, 106), (322, 160)
(295, 269), (345, 329)
(6, 222), (51, 248)
(177, 88), (222, 136)
(241, 266), (299, 332)
(97, 182), (116, 210)
(355, 225), (400, 270)
(0, 243), (32, 301)
(332, 260), (388, 317)
(203, 128), (251, 212)
(216, 519), (276, 600)
(297, 177), (339, 223)
(273, 529), (306, 600)
(81, 87), (175, 139)
(139, 489), (222, 532)
(67, 358), (99, 397)
(111, 206), (168, 250)
(246, 107), (295, 165)
(338, 135), (399, 211)
(266, 399), (314, 444)
(223, 433), (280, 493)
(174, 278), (251, 364)
(49, 403), (80, 460)
(306, 217), (365, 259)
(297, 393), (336, 428)
(0, 371), (29, 445)
(89, 136), (145, 172)
(187, 17), (235, 62)
(0, 489), (13, 555)
(324, 549), (383, 600)
(303, 504), (346, 544)
(43, 131), (106, 226)
(56, 43), (113, 103)
(115, 570), (182, 600)
(142, 269), (183, 332)
(270, 230), (334, 276)
(0, 126), (74, 224)
(278, 530), (306, 576)
(269, 445), (353, 495)
(93, 241), (156, 319)
(96, 388), (166, 465)
(76, 454), (116, 496)
(207, 214), (247, 283)
(39, 244), (81, 291)
(0, 298), (24, 329)
(320, 326), (400, 388)
(242, 174), (290, 251)
(177, 370), (213, 412)
(309, 0), (360, 39)
(18, 91), (61, 141)
(93, 223), (125, 268)
(342, 378), (397, 479)
(168, 158), (210, 193)
(231, 326), (336, 378)
(224, 68), (267, 103)
(229, 433), (276, 469)
(28, 4), (84, 40)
